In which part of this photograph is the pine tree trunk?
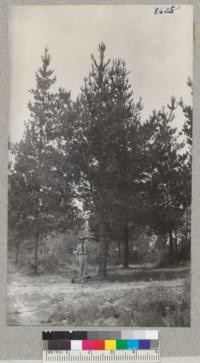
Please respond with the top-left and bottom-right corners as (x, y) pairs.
(174, 230), (178, 259)
(118, 239), (121, 263)
(15, 240), (20, 266)
(34, 231), (39, 274)
(123, 222), (129, 268)
(121, 125), (129, 269)
(98, 223), (108, 277)
(169, 230), (174, 262)
(157, 234), (166, 266)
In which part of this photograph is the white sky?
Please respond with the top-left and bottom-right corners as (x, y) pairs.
(9, 5), (193, 142)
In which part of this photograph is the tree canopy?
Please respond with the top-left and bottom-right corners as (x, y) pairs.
(8, 44), (192, 274)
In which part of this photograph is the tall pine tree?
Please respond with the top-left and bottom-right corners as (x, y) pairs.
(9, 49), (79, 272)
(71, 43), (143, 274)
(143, 97), (189, 259)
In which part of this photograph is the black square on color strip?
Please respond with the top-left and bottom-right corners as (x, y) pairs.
(59, 340), (71, 350)
(48, 340), (71, 350)
(53, 331), (66, 340)
(42, 331), (54, 340)
(65, 331), (88, 339)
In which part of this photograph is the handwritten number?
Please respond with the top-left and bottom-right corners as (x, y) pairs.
(154, 5), (180, 15)
(154, 8), (159, 15)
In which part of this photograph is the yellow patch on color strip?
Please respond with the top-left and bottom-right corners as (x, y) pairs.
(105, 340), (116, 350)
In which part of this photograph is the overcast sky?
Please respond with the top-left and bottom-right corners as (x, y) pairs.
(9, 5), (193, 142)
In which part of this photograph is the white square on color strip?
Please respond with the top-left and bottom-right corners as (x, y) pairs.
(145, 330), (159, 339)
(132, 331), (145, 339)
(121, 330), (133, 339)
(71, 340), (82, 350)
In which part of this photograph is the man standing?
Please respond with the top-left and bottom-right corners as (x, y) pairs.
(76, 231), (90, 282)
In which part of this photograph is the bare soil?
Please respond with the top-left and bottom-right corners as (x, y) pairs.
(7, 265), (190, 327)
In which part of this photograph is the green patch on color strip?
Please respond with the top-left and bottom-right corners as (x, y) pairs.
(116, 340), (128, 350)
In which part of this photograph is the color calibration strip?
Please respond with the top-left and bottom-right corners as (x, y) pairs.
(45, 338), (159, 351)
(43, 331), (160, 362)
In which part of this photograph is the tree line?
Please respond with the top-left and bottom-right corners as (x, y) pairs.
(8, 43), (192, 275)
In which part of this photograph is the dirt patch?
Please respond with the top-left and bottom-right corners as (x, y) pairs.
(7, 267), (190, 326)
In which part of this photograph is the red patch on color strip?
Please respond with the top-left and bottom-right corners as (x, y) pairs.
(93, 340), (105, 350)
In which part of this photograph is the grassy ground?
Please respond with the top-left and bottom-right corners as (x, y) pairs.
(7, 264), (190, 327)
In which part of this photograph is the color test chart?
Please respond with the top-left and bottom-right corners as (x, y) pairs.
(43, 330), (160, 362)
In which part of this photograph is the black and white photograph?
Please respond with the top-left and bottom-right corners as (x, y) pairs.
(7, 5), (192, 327)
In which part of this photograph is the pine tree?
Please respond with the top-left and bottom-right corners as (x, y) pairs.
(101, 58), (143, 268)
(8, 144), (35, 265)
(143, 97), (189, 259)
(177, 78), (193, 257)
(71, 43), (143, 274)
(77, 42), (111, 276)
(9, 49), (79, 272)
(179, 78), (193, 147)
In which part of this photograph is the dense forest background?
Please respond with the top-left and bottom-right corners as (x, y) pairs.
(8, 43), (192, 277)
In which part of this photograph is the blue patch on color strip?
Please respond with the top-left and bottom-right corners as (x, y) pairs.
(127, 340), (139, 349)
(139, 340), (151, 349)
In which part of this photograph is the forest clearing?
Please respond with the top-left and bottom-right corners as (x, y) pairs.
(7, 264), (190, 326)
